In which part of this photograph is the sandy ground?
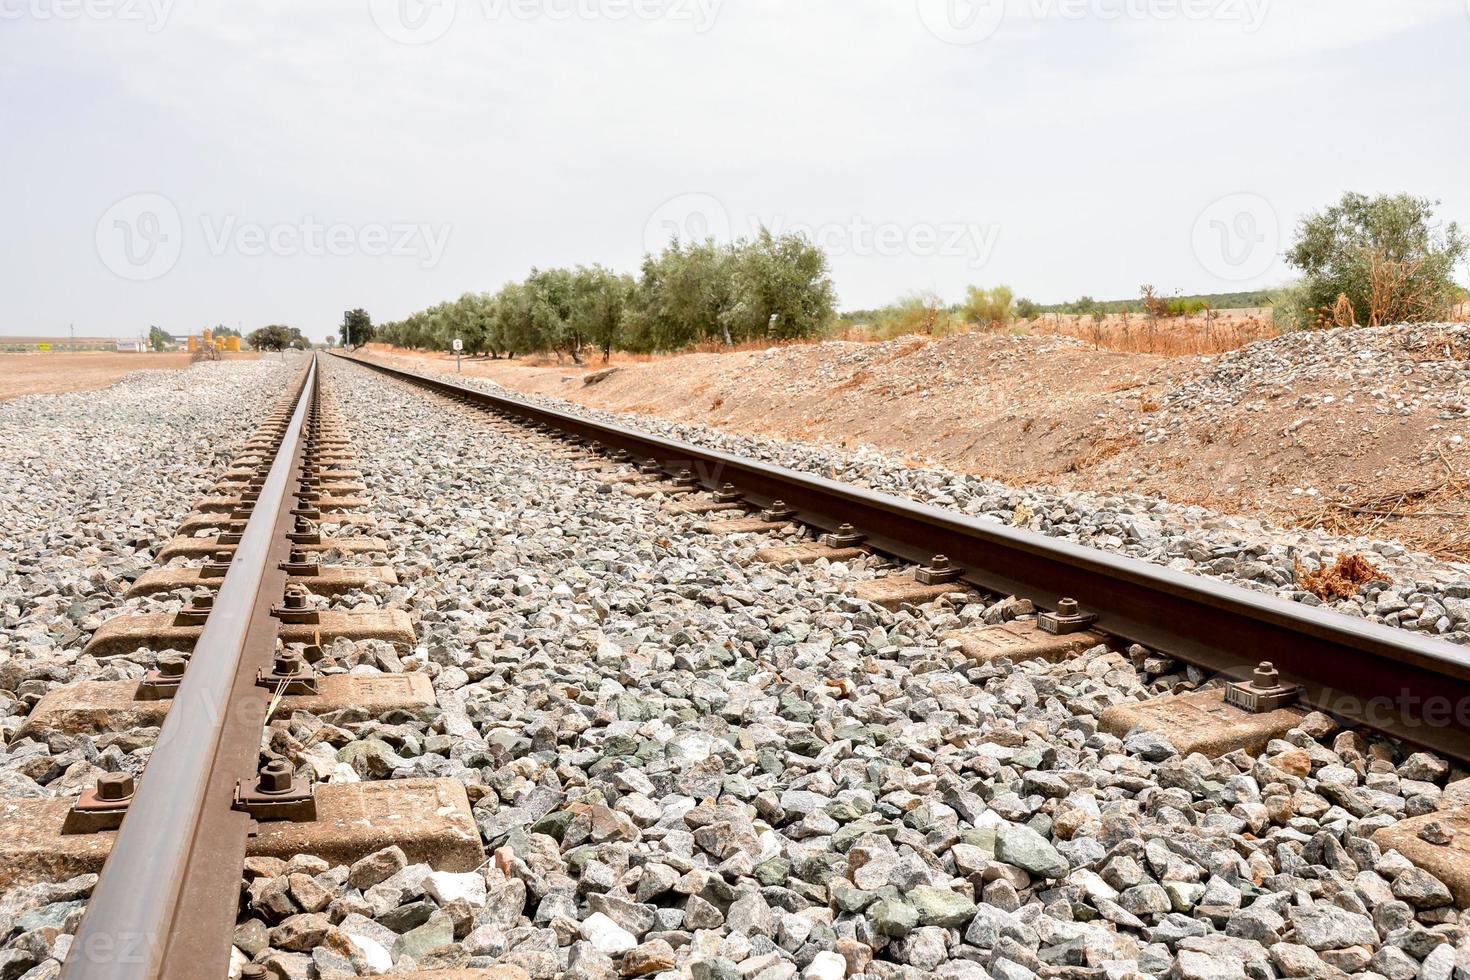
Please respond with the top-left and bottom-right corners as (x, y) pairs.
(0, 351), (261, 400)
(363, 328), (1470, 561)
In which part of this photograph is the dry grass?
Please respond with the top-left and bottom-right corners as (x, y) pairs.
(1022, 309), (1278, 356)
(1296, 447), (1470, 562)
(1066, 434), (1138, 472)
(1294, 554), (1388, 600)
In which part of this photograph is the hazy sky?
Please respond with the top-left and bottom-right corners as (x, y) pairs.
(1, 0), (1465, 340)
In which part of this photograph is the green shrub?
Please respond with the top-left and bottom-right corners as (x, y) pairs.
(1286, 192), (1467, 327)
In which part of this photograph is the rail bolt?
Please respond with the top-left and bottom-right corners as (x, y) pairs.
(274, 651), (307, 677)
(762, 500), (797, 522)
(1251, 662), (1280, 690)
(157, 655), (188, 679)
(1036, 597), (1096, 635)
(916, 554), (963, 585)
(823, 523), (867, 547)
(256, 759), (296, 796)
(96, 772), (135, 803)
(1223, 659), (1300, 713)
(178, 589), (216, 624)
(289, 516), (322, 543)
(282, 586), (309, 610)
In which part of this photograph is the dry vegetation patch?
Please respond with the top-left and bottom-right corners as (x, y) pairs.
(1294, 554), (1389, 601)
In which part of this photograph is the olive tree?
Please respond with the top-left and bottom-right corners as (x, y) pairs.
(1285, 192), (1466, 328)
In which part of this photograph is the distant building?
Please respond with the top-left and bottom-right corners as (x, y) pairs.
(116, 338), (145, 352)
(0, 336), (121, 352)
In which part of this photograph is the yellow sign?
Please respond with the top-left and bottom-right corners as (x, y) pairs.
(36, 342), (51, 351)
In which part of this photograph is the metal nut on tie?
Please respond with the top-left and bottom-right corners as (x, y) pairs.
(271, 584), (320, 624)
(255, 642), (322, 694)
(62, 771), (136, 833)
(256, 759), (296, 795)
(233, 757), (317, 822)
(1037, 597), (1097, 635)
(176, 589), (216, 625)
(1224, 660), (1301, 713)
(96, 772), (135, 803)
(821, 523), (867, 548)
(203, 549), (233, 577)
(279, 547), (320, 576)
(761, 500), (796, 522)
(288, 516), (322, 544)
(915, 554), (963, 585)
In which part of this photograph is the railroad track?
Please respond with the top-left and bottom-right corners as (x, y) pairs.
(3, 351), (1468, 978)
(340, 354), (1470, 760)
(4, 354), (471, 978)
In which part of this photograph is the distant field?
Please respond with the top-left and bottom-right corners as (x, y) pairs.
(1034, 290), (1274, 315)
(0, 351), (260, 400)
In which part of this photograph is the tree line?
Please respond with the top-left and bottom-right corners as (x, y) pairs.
(368, 229), (837, 362)
(842, 194), (1466, 336)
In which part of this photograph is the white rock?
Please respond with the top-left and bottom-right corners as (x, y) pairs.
(424, 870), (487, 908)
(347, 934), (392, 973)
(804, 951), (847, 979)
(580, 911), (636, 954)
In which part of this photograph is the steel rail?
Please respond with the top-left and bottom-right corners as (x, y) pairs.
(338, 352), (1470, 759)
(62, 355), (317, 979)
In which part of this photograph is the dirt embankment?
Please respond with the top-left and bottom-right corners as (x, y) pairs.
(0, 351), (261, 400)
(362, 326), (1470, 560)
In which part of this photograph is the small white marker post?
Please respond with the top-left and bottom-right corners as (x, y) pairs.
(453, 338), (463, 372)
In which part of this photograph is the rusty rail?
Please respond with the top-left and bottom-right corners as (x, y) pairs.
(61, 356), (317, 979)
(338, 352), (1470, 760)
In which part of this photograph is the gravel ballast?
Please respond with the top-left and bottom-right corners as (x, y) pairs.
(0, 356), (300, 743)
